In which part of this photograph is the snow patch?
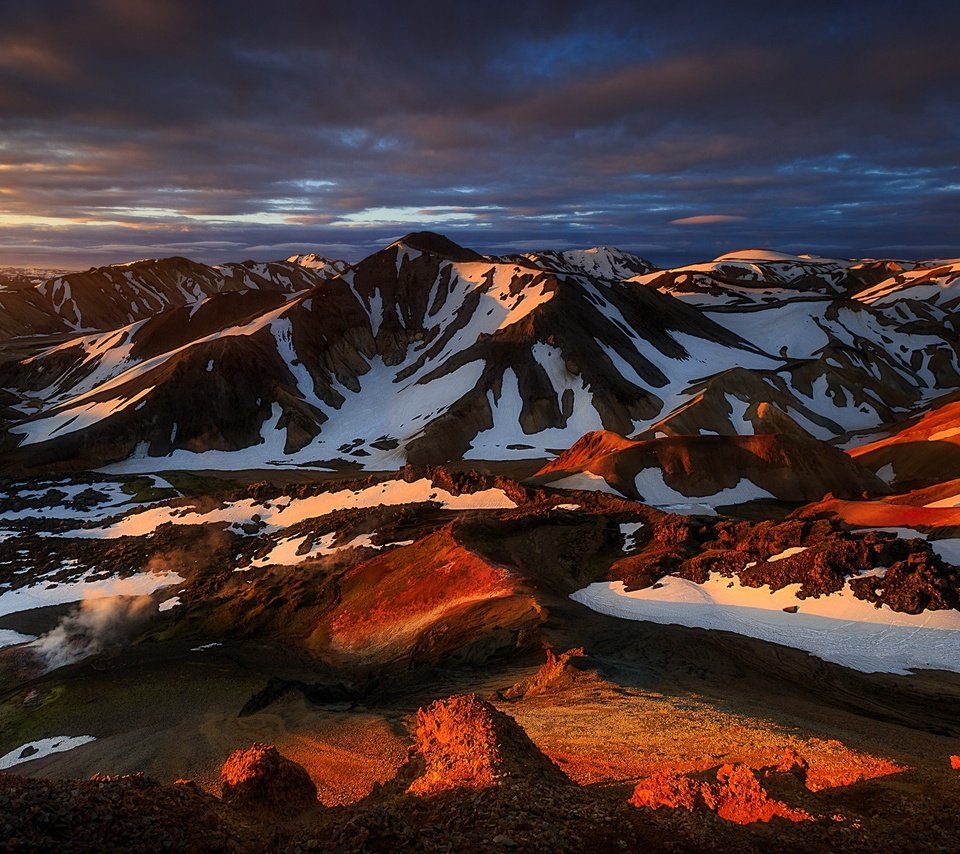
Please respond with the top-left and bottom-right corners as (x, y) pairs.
(0, 628), (36, 649)
(571, 573), (960, 675)
(67, 478), (517, 539)
(620, 521), (644, 551)
(546, 472), (623, 495)
(0, 736), (96, 770)
(767, 546), (808, 562)
(0, 570), (184, 618)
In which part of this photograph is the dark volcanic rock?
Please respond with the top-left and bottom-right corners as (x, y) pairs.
(220, 744), (318, 814)
(0, 772), (252, 853)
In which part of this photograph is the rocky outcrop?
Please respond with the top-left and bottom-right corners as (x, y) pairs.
(220, 744), (318, 814)
(607, 514), (959, 614)
(320, 529), (542, 667)
(501, 647), (592, 699)
(629, 761), (813, 825)
(0, 772), (253, 852)
(403, 694), (571, 795)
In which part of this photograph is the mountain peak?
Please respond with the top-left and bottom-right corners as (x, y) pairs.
(391, 231), (485, 262)
(285, 253), (350, 274)
(515, 246), (656, 279)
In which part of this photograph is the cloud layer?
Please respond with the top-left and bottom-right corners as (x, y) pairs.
(1, 0), (958, 267)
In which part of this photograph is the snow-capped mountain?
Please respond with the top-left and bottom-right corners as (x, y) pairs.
(0, 233), (957, 478)
(285, 253), (352, 275)
(502, 246), (656, 280)
(0, 255), (345, 339)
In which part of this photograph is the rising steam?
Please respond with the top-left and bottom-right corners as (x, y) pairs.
(24, 530), (229, 671)
(29, 593), (156, 671)
(27, 563), (185, 671)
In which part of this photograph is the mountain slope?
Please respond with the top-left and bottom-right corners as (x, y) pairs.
(848, 391), (960, 489)
(0, 233), (957, 476)
(0, 255), (346, 341)
(532, 430), (886, 505)
(502, 247), (655, 280)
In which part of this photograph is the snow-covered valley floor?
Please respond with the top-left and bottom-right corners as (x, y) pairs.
(571, 573), (960, 675)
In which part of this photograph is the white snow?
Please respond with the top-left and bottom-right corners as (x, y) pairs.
(12, 386), (154, 445)
(620, 521), (644, 551)
(65, 478), (517, 540)
(546, 472), (623, 495)
(0, 736), (97, 770)
(767, 546), (808, 562)
(722, 395), (755, 434)
(157, 596), (181, 612)
(0, 570), (184, 618)
(571, 573), (960, 674)
(0, 628), (36, 649)
(0, 480), (144, 523)
(713, 249), (847, 264)
(711, 301), (833, 359)
(931, 538), (960, 566)
(875, 463), (896, 484)
(634, 469), (774, 509)
(465, 355), (605, 460)
(242, 530), (415, 569)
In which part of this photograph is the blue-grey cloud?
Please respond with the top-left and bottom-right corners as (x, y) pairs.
(0, 0), (958, 267)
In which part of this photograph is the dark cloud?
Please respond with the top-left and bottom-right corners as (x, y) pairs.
(0, 0), (958, 267)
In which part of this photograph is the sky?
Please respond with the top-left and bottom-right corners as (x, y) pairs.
(1, 0), (958, 269)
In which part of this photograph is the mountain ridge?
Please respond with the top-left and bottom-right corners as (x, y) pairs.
(0, 233), (957, 490)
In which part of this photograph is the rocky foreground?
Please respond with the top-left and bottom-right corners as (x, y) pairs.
(3, 686), (958, 853)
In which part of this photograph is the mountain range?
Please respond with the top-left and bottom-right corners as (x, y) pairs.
(2, 232), (957, 495)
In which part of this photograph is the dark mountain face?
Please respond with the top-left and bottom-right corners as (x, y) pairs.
(499, 247), (657, 280)
(0, 255), (340, 341)
(0, 237), (957, 476)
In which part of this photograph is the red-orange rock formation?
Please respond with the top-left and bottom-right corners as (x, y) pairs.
(405, 693), (571, 795)
(630, 761), (813, 825)
(320, 528), (542, 666)
(501, 647), (592, 699)
(220, 743), (318, 814)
